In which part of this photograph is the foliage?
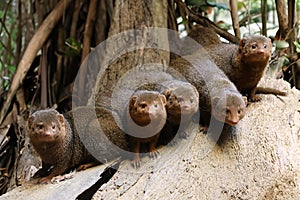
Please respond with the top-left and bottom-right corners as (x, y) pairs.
(64, 37), (82, 56)
(185, 0), (229, 10)
(294, 41), (300, 53)
(0, 0), (18, 93)
(237, 0), (275, 25)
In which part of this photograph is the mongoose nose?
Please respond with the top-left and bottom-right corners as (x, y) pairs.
(182, 105), (190, 111)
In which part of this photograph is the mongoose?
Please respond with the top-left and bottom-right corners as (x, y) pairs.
(204, 35), (286, 101)
(28, 109), (99, 183)
(169, 52), (246, 128)
(125, 90), (167, 168)
(28, 106), (132, 183)
(181, 26), (221, 55)
(71, 106), (129, 162)
(158, 80), (199, 144)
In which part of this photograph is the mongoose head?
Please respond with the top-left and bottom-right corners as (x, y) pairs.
(128, 90), (167, 127)
(161, 81), (199, 117)
(28, 109), (66, 143)
(211, 91), (246, 126)
(239, 35), (272, 63)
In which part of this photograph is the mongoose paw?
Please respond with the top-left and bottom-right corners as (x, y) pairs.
(38, 172), (75, 184)
(38, 176), (53, 184)
(200, 126), (208, 134)
(248, 95), (261, 102)
(77, 162), (96, 171)
(132, 158), (141, 169)
(50, 172), (75, 183)
(149, 150), (159, 159)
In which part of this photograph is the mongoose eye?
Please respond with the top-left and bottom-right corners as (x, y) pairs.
(52, 125), (56, 129)
(263, 44), (267, 48)
(251, 44), (257, 49)
(154, 104), (158, 108)
(177, 97), (184, 103)
(190, 98), (194, 103)
(226, 109), (230, 114)
(38, 124), (43, 129)
(221, 108), (228, 114)
(238, 109), (243, 114)
(140, 103), (147, 109)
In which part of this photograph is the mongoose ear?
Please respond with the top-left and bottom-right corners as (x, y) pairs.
(159, 94), (167, 106)
(28, 116), (35, 128)
(193, 86), (199, 99)
(238, 38), (247, 53)
(239, 38), (247, 47)
(268, 37), (272, 51)
(162, 89), (172, 100)
(242, 96), (248, 105)
(212, 96), (220, 107)
(57, 114), (65, 125)
(129, 96), (138, 108)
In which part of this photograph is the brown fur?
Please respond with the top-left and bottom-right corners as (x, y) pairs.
(28, 109), (98, 183)
(158, 80), (199, 143)
(125, 90), (167, 168)
(169, 53), (246, 128)
(205, 35), (286, 101)
(181, 26), (221, 56)
(72, 106), (129, 160)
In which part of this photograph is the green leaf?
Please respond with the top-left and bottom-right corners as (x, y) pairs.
(185, 0), (229, 10)
(294, 41), (300, 53)
(7, 64), (16, 73)
(64, 37), (82, 56)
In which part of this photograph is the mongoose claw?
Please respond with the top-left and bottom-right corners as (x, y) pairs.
(249, 95), (262, 102)
(149, 150), (159, 159)
(132, 159), (141, 169)
(77, 162), (97, 171)
(199, 126), (208, 134)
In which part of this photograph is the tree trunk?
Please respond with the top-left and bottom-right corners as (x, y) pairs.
(288, 0), (296, 54)
(261, 0), (267, 36)
(229, 0), (240, 38)
(275, 0), (288, 39)
(93, 79), (300, 199)
(85, 0), (170, 108)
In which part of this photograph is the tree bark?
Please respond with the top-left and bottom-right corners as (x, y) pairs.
(229, 0), (240, 38)
(288, 0), (296, 54)
(88, 0), (169, 108)
(94, 0), (113, 45)
(275, 0), (288, 39)
(261, 0), (267, 36)
(78, 0), (99, 102)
